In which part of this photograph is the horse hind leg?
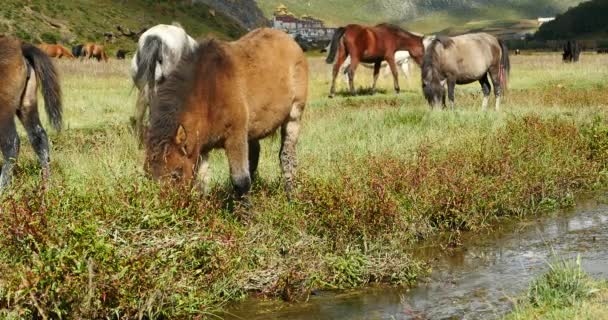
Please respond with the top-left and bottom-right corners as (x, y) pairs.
(329, 44), (347, 98)
(479, 74), (491, 111)
(18, 72), (51, 182)
(347, 56), (360, 96)
(489, 68), (502, 111)
(0, 117), (20, 191)
(280, 100), (304, 199)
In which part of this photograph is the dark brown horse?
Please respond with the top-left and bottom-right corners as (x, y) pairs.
(145, 28), (308, 198)
(326, 23), (431, 97)
(0, 36), (62, 190)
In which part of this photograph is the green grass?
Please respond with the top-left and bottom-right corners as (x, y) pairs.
(505, 257), (608, 319)
(0, 54), (608, 318)
(0, 0), (245, 54)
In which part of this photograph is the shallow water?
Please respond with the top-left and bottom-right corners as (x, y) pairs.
(225, 195), (608, 320)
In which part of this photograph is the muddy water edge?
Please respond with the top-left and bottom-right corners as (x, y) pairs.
(224, 194), (608, 319)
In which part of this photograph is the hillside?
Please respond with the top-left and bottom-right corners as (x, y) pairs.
(0, 0), (246, 53)
(256, 0), (586, 34)
(194, 0), (268, 30)
(535, 0), (608, 40)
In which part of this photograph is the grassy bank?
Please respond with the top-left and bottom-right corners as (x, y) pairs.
(0, 55), (608, 318)
(506, 257), (608, 319)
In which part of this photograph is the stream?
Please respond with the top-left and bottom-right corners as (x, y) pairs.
(224, 195), (608, 319)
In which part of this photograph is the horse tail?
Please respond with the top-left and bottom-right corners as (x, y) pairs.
(498, 39), (510, 91)
(326, 27), (345, 64)
(134, 35), (163, 89)
(21, 43), (63, 131)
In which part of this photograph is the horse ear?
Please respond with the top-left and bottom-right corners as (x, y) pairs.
(175, 125), (187, 145)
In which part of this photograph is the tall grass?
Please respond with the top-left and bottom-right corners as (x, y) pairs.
(0, 54), (608, 318)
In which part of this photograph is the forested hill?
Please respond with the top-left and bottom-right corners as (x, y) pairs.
(535, 0), (608, 40)
(256, 0), (586, 35)
(0, 0), (246, 52)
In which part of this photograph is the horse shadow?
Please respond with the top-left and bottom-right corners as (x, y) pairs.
(334, 87), (388, 97)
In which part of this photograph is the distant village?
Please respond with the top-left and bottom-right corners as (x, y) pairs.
(270, 4), (335, 46)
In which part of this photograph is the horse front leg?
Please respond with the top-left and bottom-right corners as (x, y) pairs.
(386, 56), (400, 94)
(225, 133), (250, 199)
(194, 153), (211, 195)
(371, 62), (381, 95)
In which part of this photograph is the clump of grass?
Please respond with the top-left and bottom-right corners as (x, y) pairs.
(528, 256), (595, 308)
(506, 257), (608, 320)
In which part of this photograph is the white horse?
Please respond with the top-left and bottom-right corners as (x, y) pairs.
(130, 23), (197, 144)
(340, 51), (412, 84)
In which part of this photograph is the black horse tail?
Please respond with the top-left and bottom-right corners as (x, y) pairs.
(134, 35), (163, 90)
(21, 43), (63, 131)
(326, 27), (345, 64)
(498, 39), (510, 91)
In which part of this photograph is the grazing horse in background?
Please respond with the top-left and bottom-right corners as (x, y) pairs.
(72, 44), (84, 58)
(116, 49), (129, 60)
(82, 43), (108, 62)
(326, 23), (432, 97)
(422, 33), (510, 111)
(131, 23), (198, 145)
(37, 43), (74, 58)
(563, 40), (580, 62)
(145, 28), (308, 199)
(340, 51), (412, 84)
(0, 36), (62, 190)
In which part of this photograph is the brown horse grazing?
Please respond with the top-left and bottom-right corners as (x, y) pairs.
(422, 33), (510, 111)
(326, 23), (432, 97)
(82, 43), (108, 62)
(145, 28), (308, 198)
(37, 43), (74, 58)
(0, 36), (62, 190)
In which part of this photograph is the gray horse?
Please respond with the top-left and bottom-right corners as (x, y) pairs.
(421, 33), (510, 111)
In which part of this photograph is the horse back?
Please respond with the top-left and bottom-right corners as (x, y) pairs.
(437, 33), (501, 80)
(228, 28), (308, 138)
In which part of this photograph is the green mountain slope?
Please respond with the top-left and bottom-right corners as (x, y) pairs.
(0, 0), (245, 53)
(256, 0), (586, 34)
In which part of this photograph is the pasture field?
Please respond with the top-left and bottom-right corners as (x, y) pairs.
(1, 53), (608, 318)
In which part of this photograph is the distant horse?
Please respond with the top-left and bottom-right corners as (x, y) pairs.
(82, 43), (108, 62)
(326, 23), (433, 97)
(131, 23), (198, 145)
(37, 43), (74, 59)
(116, 49), (129, 59)
(598, 48), (608, 54)
(0, 36), (62, 190)
(563, 40), (580, 63)
(340, 51), (412, 84)
(145, 28), (308, 198)
(515, 49), (521, 55)
(422, 33), (510, 111)
(72, 44), (84, 58)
